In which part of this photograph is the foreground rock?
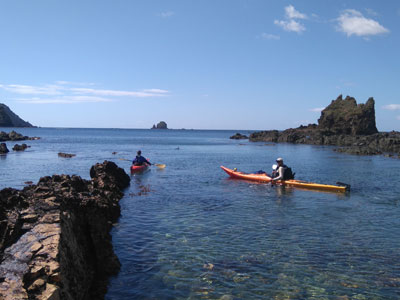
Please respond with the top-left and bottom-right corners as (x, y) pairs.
(250, 95), (400, 155)
(0, 143), (9, 154)
(0, 161), (130, 299)
(230, 133), (248, 140)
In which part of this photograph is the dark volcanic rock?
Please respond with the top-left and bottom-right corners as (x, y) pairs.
(230, 133), (248, 140)
(0, 143), (9, 154)
(0, 161), (130, 300)
(0, 103), (34, 127)
(0, 130), (29, 142)
(151, 121), (168, 129)
(58, 152), (76, 158)
(12, 143), (29, 151)
(249, 95), (400, 156)
(318, 95), (378, 135)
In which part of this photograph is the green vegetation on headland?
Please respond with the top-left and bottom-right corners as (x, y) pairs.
(0, 103), (34, 127)
(249, 95), (400, 157)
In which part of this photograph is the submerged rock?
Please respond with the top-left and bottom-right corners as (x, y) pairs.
(0, 161), (130, 299)
(58, 152), (76, 158)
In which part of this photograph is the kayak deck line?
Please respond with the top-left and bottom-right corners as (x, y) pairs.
(220, 166), (349, 193)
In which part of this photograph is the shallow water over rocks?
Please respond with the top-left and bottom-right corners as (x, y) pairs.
(0, 128), (399, 299)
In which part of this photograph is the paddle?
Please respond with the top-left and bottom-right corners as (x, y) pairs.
(118, 158), (166, 169)
(153, 163), (166, 169)
(336, 182), (351, 191)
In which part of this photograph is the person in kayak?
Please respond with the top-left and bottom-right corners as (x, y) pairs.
(132, 150), (152, 166)
(271, 157), (294, 181)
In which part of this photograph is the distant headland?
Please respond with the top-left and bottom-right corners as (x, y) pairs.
(0, 103), (34, 127)
(249, 95), (400, 157)
(151, 121), (168, 129)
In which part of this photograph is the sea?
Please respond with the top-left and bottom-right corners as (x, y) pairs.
(1, 127), (399, 299)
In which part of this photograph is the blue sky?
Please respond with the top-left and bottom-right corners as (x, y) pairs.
(0, 0), (399, 130)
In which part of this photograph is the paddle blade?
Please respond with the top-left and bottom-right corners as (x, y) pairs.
(154, 163), (166, 169)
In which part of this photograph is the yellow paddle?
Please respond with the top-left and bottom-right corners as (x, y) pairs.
(154, 163), (166, 169)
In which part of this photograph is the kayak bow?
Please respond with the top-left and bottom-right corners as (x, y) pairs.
(220, 166), (349, 193)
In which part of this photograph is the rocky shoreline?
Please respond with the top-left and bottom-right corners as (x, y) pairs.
(0, 131), (40, 142)
(0, 161), (130, 300)
(249, 95), (400, 156)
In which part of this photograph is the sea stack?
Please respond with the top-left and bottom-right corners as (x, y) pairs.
(249, 95), (400, 156)
(317, 95), (378, 135)
(151, 121), (168, 129)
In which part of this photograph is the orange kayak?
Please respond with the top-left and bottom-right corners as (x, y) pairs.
(221, 166), (349, 193)
(130, 164), (149, 173)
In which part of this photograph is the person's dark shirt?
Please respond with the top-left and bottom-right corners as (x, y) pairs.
(132, 155), (151, 166)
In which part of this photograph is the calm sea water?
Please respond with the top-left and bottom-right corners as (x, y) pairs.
(1, 128), (399, 299)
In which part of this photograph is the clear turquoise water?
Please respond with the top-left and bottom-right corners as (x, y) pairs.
(1, 128), (399, 299)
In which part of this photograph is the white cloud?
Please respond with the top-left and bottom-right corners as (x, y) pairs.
(285, 5), (307, 20)
(142, 89), (169, 94)
(337, 9), (389, 37)
(275, 5), (307, 33)
(260, 33), (280, 40)
(310, 107), (325, 112)
(274, 19), (305, 33)
(16, 96), (111, 104)
(1, 84), (62, 95)
(383, 104), (400, 110)
(159, 11), (174, 18)
(70, 87), (168, 98)
(0, 82), (170, 104)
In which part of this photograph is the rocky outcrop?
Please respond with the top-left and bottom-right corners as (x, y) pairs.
(151, 121), (168, 129)
(230, 133), (248, 140)
(0, 131), (28, 142)
(58, 152), (76, 158)
(0, 131), (39, 142)
(0, 143), (9, 154)
(12, 144), (29, 151)
(0, 104), (34, 127)
(0, 161), (130, 300)
(249, 95), (400, 156)
(318, 95), (378, 135)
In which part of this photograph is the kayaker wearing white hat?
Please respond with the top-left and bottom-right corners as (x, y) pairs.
(271, 157), (295, 181)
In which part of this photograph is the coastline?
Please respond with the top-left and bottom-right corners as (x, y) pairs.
(0, 161), (129, 299)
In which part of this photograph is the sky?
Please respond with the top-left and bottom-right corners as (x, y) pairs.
(0, 0), (399, 131)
